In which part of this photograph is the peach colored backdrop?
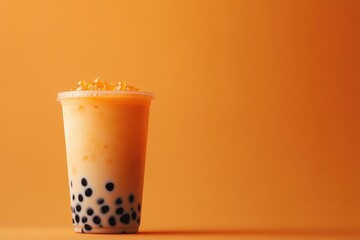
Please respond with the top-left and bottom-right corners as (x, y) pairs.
(0, 0), (359, 231)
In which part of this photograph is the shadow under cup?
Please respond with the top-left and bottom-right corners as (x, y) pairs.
(57, 91), (153, 234)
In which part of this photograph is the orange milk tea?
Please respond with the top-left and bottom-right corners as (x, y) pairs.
(58, 79), (153, 234)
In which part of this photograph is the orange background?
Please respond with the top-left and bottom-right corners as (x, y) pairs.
(0, 0), (359, 232)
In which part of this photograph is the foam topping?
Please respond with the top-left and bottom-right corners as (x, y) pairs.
(74, 77), (139, 91)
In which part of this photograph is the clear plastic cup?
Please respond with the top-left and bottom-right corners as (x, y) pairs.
(57, 90), (153, 234)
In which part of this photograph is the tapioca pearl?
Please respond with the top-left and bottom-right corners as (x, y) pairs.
(131, 211), (137, 220)
(78, 194), (83, 202)
(81, 178), (87, 187)
(115, 207), (124, 215)
(129, 194), (134, 203)
(70, 181), (73, 187)
(93, 216), (101, 225)
(87, 208), (94, 216)
(81, 229), (84, 233)
(76, 204), (82, 212)
(82, 216), (88, 223)
(72, 218), (75, 224)
(120, 213), (130, 224)
(101, 205), (110, 214)
(105, 182), (114, 191)
(115, 198), (122, 205)
(84, 224), (92, 231)
(138, 203), (141, 212)
(75, 214), (80, 223)
(136, 217), (140, 224)
(97, 198), (104, 205)
(85, 188), (93, 197)
(108, 216), (116, 226)
(72, 194), (75, 201)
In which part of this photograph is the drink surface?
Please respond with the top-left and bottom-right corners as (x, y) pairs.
(58, 78), (153, 102)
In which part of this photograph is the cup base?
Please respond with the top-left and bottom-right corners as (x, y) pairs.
(74, 226), (139, 234)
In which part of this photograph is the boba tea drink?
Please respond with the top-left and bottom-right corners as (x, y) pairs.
(57, 79), (153, 234)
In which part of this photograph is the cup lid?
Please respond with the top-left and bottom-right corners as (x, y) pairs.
(57, 90), (154, 101)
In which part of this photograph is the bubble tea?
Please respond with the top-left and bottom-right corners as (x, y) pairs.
(57, 79), (153, 234)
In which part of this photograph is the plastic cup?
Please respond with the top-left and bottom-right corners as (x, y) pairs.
(57, 90), (153, 234)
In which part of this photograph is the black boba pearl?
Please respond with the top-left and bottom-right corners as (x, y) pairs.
(116, 207), (124, 215)
(78, 194), (83, 202)
(81, 229), (84, 233)
(120, 213), (130, 224)
(72, 194), (75, 201)
(76, 204), (81, 212)
(84, 224), (92, 231)
(137, 217), (140, 224)
(70, 181), (73, 187)
(72, 218), (75, 224)
(101, 205), (110, 214)
(85, 188), (93, 197)
(71, 207), (75, 213)
(82, 216), (88, 223)
(97, 198), (104, 205)
(93, 216), (101, 224)
(81, 178), (88, 187)
(138, 203), (141, 212)
(75, 214), (80, 223)
(129, 194), (134, 203)
(131, 211), (137, 220)
(108, 216), (116, 226)
(115, 198), (122, 205)
(105, 182), (114, 191)
(87, 208), (94, 216)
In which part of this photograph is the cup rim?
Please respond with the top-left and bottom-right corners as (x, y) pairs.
(57, 90), (154, 101)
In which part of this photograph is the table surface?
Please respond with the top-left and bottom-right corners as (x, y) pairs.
(1, 227), (360, 240)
